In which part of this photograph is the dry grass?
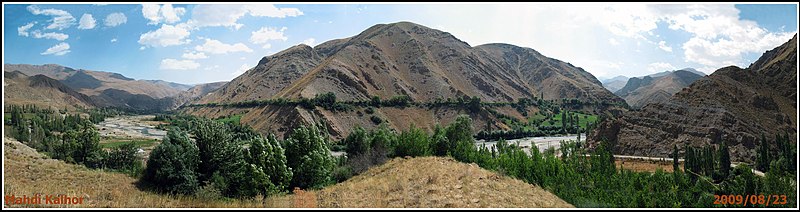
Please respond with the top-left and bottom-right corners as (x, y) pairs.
(313, 156), (573, 208)
(615, 158), (679, 173)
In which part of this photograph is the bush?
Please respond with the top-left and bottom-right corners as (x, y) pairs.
(370, 115), (383, 125)
(143, 128), (201, 195)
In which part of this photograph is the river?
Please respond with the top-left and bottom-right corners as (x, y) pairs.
(474, 134), (584, 156)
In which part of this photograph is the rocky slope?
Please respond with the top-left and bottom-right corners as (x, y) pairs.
(188, 21), (624, 138)
(589, 35), (797, 163)
(614, 69), (704, 108)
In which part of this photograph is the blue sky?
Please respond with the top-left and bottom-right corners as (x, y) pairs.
(3, 3), (797, 84)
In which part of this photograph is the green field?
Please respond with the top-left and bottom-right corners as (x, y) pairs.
(215, 114), (242, 125)
(537, 111), (597, 129)
(100, 138), (159, 149)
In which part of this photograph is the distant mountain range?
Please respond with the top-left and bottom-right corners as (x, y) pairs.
(3, 64), (226, 111)
(614, 68), (704, 109)
(589, 34), (797, 163)
(601, 76), (629, 93)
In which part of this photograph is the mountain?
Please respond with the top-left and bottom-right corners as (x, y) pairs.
(3, 71), (95, 109)
(614, 69), (704, 108)
(4, 64), (190, 111)
(143, 80), (194, 91)
(601, 75), (629, 93)
(187, 22), (624, 138)
(5, 64), (185, 99)
(589, 35), (797, 163)
(171, 81), (228, 107)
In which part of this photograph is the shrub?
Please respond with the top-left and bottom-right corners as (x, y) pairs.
(370, 115), (383, 125)
(105, 141), (143, 176)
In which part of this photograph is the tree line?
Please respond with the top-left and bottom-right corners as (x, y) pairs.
(5, 104), (142, 176)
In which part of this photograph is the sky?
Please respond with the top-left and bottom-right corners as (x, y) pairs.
(3, 3), (798, 84)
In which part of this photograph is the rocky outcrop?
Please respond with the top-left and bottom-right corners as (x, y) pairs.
(589, 35), (798, 163)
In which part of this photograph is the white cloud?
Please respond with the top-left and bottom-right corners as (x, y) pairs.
(138, 24), (191, 47)
(78, 14), (96, 29)
(232, 63), (251, 76)
(261, 43), (272, 49)
(182, 51), (208, 59)
(26, 5), (75, 30)
(647, 62), (676, 74)
(111, 38), (118, 43)
(41, 42), (70, 56)
(188, 4), (302, 29)
(18, 22), (36, 36)
(608, 38), (620, 46)
(160, 59), (200, 70)
(204, 65), (220, 71)
(657, 40), (672, 52)
(104, 12), (128, 27)
(32, 31), (69, 41)
(250, 27), (288, 46)
(194, 39), (253, 54)
(142, 4), (186, 25)
(302, 38), (316, 46)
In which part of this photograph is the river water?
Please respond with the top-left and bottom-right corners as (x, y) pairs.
(474, 134), (584, 156)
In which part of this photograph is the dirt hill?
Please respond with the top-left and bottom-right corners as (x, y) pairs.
(589, 34), (797, 163)
(314, 156), (573, 208)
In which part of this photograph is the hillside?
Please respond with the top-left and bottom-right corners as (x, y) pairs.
(614, 69), (704, 108)
(3, 71), (95, 109)
(314, 157), (573, 208)
(186, 21), (624, 139)
(589, 34), (798, 163)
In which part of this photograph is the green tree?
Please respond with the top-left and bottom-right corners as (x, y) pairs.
(672, 144), (680, 173)
(143, 128), (201, 195)
(394, 124), (432, 157)
(193, 120), (233, 182)
(246, 134), (293, 193)
(343, 126), (370, 156)
(285, 124), (335, 189)
(717, 141), (730, 180)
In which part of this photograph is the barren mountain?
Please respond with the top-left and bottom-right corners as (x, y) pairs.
(3, 71), (95, 109)
(3, 63), (201, 111)
(589, 35), (797, 163)
(5, 64), (185, 99)
(614, 69), (703, 108)
(187, 22), (624, 138)
(602, 76), (629, 93)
